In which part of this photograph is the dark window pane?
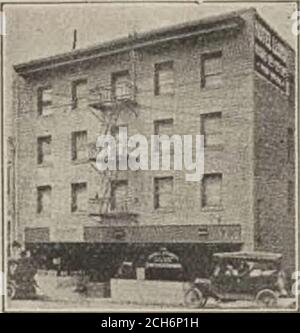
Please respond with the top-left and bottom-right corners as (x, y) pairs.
(37, 136), (52, 164)
(154, 61), (174, 95)
(202, 174), (222, 208)
(201, 52), (222, 88)
(154, 177), (173, 209)
(72, 131), (87, 160)
(201, 113), (222, 147)
(38, 87), (53, 115)
(37, 186), (51, 215)
(72, 79), (88, 109)
(71, 183), (87, 212)
(111, 180), (128, 211)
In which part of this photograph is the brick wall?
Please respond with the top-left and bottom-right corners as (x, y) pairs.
(14, 9), (261, 250)
(253, 70), (296, 274)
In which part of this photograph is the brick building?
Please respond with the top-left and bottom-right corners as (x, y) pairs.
(11, 8), (295, 281)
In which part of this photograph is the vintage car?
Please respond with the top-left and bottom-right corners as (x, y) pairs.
(184, 251), (288, 308)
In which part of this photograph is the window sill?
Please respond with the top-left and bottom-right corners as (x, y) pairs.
(154, 92), (175, 97)
(153, 207), (174, 214)
(204, 145), (224, 151)
(37, 113), (54, 118)
(36, 213), (51, 218)
(201, 206), (223, 213)
(201, 85), (223, 91)
(71, 159), (90, 165)
(71, 211), (87, 215)
(37, 162), (53, 168)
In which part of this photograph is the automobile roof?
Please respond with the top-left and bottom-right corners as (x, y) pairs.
(213, 251), (282, 261)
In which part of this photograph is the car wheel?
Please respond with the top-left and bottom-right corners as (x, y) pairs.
(184, 287), (207, 309)
(256, 289), (278, 308)
(7, 282), (16, 300)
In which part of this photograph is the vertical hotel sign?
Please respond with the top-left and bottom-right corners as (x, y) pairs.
(254, 17), (289, 93)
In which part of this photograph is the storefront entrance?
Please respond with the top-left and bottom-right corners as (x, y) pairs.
(26, 242), (241, 282)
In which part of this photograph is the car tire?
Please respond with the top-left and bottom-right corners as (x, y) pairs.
(255, 289), (278, 308)
(184, 287), (207, 309)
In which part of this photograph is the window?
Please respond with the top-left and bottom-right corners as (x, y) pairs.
(37, 136), (52, 165)
(112, 71), (131, 100)
(71, 131), (87, 161)
(154, 119), (174, 136)
(154, 119), (174, 155)
(287, 128), (294, 163)
(202, 173), (222, 208)
(201, 51), (223, 88)
(111, 124), (128, 164)
(71, 79), (88, 109)
(154, 176), (173, 210)
(154, 61), (174, 96)
(38, 87), (52, 116)
(37, 186), (52, 215)
(111, 180), (128, 212)
(71, 183), (87, 212)
(288, 181), (294, 214)
(201, 113), (222, 147)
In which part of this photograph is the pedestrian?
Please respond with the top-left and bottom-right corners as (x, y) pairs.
(11, 240), (22, 260)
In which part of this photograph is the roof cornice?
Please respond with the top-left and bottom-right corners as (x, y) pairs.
(14, 13), (245, 76)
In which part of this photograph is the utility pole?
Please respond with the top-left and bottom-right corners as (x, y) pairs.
(72, 29), (77, 50)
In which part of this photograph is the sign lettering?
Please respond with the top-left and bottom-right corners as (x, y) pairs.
(254, 18), (289, 93)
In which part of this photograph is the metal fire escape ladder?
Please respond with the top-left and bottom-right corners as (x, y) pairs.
(88, 43), (139, 217)
(89, 105), (123, 214)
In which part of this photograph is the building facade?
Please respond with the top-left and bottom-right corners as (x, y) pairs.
(12, 8), (295, 280)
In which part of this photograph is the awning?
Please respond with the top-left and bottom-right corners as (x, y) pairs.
(25, 224), (242, 244)
(213, 251), (282, 261)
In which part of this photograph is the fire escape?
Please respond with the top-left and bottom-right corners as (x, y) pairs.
(87, 48), (139, 225)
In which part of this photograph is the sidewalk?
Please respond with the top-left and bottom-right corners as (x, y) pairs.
(6, 295), (297, 312)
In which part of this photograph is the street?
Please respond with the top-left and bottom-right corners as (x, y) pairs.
(6, 295), (296, 312)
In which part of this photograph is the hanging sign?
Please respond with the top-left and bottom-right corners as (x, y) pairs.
(146, 248), (181, 268)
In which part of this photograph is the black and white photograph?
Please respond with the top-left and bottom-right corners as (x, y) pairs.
(0, 0), (298, 313)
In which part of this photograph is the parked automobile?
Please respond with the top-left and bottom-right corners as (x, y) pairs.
(184, 251), (288, 308)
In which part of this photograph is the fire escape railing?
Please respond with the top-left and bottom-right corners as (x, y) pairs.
(89, 81), (136, 110)
(87, 50), (139, 222)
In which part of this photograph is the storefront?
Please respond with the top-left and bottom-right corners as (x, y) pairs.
(25, 224), (242, 283)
